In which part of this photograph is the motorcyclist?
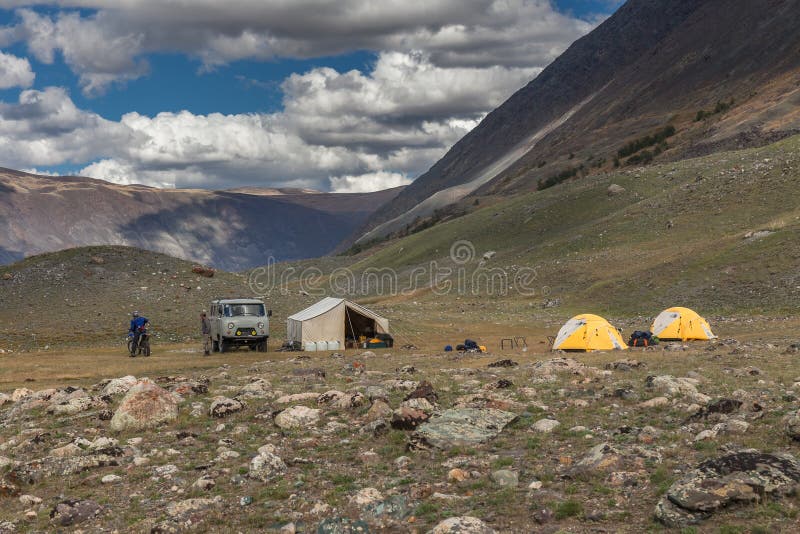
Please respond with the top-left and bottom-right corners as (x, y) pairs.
(129, 311), (149, 356)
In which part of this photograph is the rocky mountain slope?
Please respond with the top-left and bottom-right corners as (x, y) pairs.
(335, 134), (796, 320)
(356, 0), (800, 244)
(0, 168), (401, 270)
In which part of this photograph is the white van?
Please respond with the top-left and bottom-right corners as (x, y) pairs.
(209, 298), (271, 353)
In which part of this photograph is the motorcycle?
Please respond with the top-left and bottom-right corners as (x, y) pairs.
(127, 327), (151, 357)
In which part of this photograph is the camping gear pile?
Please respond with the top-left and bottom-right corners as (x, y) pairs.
(628, 330), (659, 347)
(453, 339), (486, 353)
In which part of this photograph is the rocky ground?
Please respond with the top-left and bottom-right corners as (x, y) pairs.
(2, 339), (800, 533)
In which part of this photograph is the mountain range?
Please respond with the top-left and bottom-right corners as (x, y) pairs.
(3, 0), (800, 267)
(354, 0), (800, 244)
(0, 168), (400, 270)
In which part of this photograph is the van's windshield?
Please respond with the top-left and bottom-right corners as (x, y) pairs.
(223, 304), (266, 317)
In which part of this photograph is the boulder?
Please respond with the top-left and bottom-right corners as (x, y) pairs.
(109, 380), (178, 432)
(785, 411), (800, 441)
(429, 516), (495, 534)
(209, 396), (245, 418)
(532, 418), (560, 433)
(248, 451), (287, 482)
(490, 469), (519, 487)
(655, 450), (800, 527)
(411, 408), (518, 450)
(166, 497), (221, 518)
(404, 380), (438, 405)
(390, 407), (430, 430)
(49, 499), (102, 526)
(274, 405), (321, 429)
(101, 376), (137, 396)
(365, 400), (393, 422)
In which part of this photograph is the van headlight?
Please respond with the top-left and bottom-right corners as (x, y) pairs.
(228, 322), (235, 329)
(257, 322), (264, 329)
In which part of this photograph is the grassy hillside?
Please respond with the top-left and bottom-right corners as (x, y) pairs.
(350, 134), (800, 316)
(2, 136), (798, 350)
(0, 246), (343, 349)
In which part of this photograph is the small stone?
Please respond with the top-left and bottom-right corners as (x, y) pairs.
(19, 494), (42, 506)
(100, 474), (121, 484)
(192, 475), (216, 491)
(607, 183), (626, 196)
(528, 480), (543, 490)
(350, 487), (383, 506)
(448, 468), (469, 482)
(359, 451), (381, 465)
(490, 469), (519, 487)
(640, 396), (670, 408)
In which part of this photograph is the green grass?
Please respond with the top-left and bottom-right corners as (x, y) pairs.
(555, 499), (584, 520)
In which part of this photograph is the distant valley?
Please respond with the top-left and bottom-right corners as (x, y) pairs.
(0, 168), (401, 270)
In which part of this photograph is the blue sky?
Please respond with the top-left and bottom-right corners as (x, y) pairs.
(0, 1), (622, 191)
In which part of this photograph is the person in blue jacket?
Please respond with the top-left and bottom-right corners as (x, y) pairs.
(128, 311), (149, 356)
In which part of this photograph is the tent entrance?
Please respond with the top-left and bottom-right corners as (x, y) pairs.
(345, 307), (378, 344)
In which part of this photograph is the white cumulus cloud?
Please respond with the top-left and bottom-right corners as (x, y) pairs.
(329, 171), (411, 193)
(0, 50), (35, 88)
(0, 1), (604, 191)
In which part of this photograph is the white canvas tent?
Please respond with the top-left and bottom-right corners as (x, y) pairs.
(287, 297), (389, 348)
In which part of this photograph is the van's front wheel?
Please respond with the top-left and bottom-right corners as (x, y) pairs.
(256, 340), (268, 352)
(212, 339), (220, 353)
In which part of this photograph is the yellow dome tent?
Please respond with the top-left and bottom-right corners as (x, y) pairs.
(651, 307), (716, 341)
(552, 314), (627, 352)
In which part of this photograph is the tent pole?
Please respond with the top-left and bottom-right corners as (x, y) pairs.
(346, 308), (357, 342)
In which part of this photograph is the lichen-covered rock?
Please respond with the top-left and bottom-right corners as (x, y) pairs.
(101, 376), (137, 396)
(274, 405), (320, 429)
(645, 375), (710, 404)
(532, 418), (560, 433)
(49, 499), (102, 526)
(390, 406), (429, 430)
(239, 378), (271, 398)
(655, 450), (800, 527)
(109, 380), (178, 432)
(411, 408), (517, 450)
(166, 497), (221, 518)
(10, 453), (120, 485)
(248, 451), (287, 482)
(404, 380), (438, 405)
(365, 400), (392, 422)
(429, 516), (495, 534)
(785, 411), (800, 441)
(209, 396), (245, 418)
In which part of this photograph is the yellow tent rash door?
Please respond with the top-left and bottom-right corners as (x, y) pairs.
(552, 314), (627, 352)
(651, 307), (716, 341)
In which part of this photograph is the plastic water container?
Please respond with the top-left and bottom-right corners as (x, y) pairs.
(327, 340), (341, 351)
(316, 341), (329, 351)
(304, 341), (317, 352)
